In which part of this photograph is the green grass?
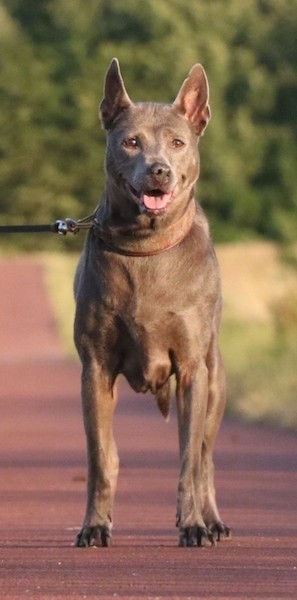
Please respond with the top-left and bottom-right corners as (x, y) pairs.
(42, 252), (78, 357)
(221, 319), (297, 429)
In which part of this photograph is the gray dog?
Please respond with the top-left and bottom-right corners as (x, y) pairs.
(74, 58), (230, 548)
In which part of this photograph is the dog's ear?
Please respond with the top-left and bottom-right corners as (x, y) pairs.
(173, 64), (211, 136)
(100, 58), (133, 130)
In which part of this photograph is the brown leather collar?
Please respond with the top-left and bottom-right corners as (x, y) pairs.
(93, 200), (196, 257)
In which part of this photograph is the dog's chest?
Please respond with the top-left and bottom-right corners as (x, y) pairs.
(104, 260), (183, 390)
(77, 244), (219, 392)
(103, 253), (197, 323)
(107, 257), (213, 391)
(100, 251), (216, 357)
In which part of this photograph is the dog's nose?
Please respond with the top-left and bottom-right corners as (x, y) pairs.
(147, 162), (171, 187)
(149, 162), (171, 178)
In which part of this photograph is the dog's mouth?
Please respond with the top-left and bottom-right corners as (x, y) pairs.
(141, 190), (175, 214)
(125, 183), (177, 215)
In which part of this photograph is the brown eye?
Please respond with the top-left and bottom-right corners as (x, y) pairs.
(122, 137), (139, 149)
(171, 138), (185, 149)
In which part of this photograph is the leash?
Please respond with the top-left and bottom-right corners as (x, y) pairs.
(0, 203), (196, 255)
(0, 214), (95, 236)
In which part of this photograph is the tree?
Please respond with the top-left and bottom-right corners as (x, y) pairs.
(0, 0), (296, 249)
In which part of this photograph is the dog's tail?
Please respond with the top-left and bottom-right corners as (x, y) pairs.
(155, 380), (171, 420)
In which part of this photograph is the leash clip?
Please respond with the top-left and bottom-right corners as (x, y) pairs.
(55, 218), (80, 235)
(55, 220), (70, 235)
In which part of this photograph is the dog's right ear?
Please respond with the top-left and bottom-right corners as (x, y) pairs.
(173, 64), (211, 136)
(99, 58), (133, 130)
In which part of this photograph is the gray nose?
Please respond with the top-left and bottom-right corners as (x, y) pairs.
(147, 162), (171, 186)
(149, 162), (171, 178)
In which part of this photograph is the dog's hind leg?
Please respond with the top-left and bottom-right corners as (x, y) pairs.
(175, 362), (214, 547)
(201, 335), (231, 541)
(75, 364), (119, 547)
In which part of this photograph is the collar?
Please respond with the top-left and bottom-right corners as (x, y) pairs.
(93, 200), (196, 257)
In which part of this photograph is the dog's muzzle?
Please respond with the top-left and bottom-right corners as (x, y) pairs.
(125, 162), (177, 216)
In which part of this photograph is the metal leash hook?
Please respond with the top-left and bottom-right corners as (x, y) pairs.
(66, 218), (82, 234)
(55, 220), (69, 235)
(55, 218), (83, 235)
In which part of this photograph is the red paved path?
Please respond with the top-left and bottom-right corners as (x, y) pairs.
(0, 257), (296, 599)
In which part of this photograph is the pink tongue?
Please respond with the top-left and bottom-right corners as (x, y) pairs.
(142, 193), (171, 210)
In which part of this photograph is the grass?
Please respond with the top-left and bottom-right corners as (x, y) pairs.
(221, 319), (297, 429)
(42, 252), (78, 356)
(42, 242), (297, 430)
(217, 242), (297, 429)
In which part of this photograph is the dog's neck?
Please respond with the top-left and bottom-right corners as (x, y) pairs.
(93, 199), (197, 257)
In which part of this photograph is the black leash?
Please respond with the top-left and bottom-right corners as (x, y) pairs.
(0, 216), (95, 236)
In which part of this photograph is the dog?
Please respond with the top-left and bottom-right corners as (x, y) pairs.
(74, 58), (230, 548)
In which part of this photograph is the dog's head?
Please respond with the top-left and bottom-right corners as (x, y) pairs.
(99, 59), (211, 218)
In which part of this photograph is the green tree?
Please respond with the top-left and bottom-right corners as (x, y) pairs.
(0, 0), (296, 249)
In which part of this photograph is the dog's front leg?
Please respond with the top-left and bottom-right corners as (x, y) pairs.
(176, 362), (214, 547)
(75, 363), (119, 547)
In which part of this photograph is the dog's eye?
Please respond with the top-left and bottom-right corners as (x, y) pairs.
(122, 137), (139, 150)
(171, 139), (185, 149)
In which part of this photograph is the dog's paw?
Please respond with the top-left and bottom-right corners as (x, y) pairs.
(178, 525), (215, 548)
(209, 521), (231, 542)
(75, 525), (112, 548)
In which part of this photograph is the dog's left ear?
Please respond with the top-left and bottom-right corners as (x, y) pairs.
(100, 58), (133, 130)
(173, 64), (211, 136)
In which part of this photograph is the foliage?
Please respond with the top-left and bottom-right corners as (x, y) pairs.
(217, 240), (297, 429)
(0, 0), (297, 249)
(222, 318), (297, 430)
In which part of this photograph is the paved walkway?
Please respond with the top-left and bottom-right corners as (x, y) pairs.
(0, 257), (296, 599)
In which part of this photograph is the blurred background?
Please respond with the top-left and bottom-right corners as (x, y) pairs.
(0, 0), (296, 428)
